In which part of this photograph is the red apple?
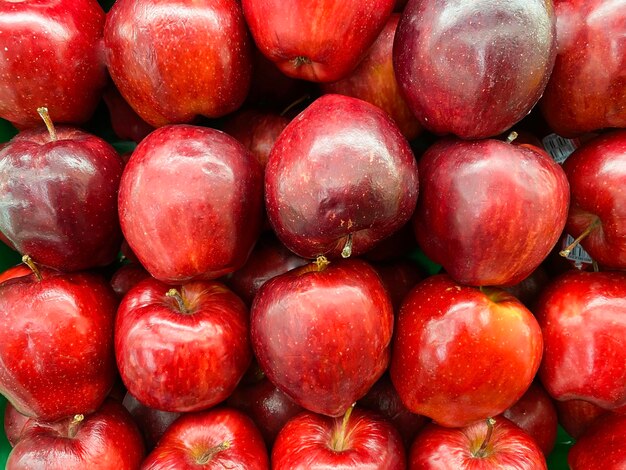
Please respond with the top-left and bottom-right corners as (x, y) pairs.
(555, 399), (608, 439)
(242, 0), (394, 82)
(251, 258), (393, 417)
(371, 260), (423, 312)
(0, 230), (16, 251)
(110, 263), (151, 299)
(0, 113), (124, 272)
(272, 407), (406, 469)
(413, 137), (569, 286)
(536, 270), (626, 410)
(560, 131), (626, 269)
(3, 402), (34, 447)
(390, 275), (543, 428)
(568, 412), (626, 469)
(394, 0), (556, 139)
(0, 0), (107, 128)
(540, 0), (626, 136)
(141, 407), (269, 469)
(103, 85), (155, 144)
(118, 125), (264, 283)
(0, 265), (31, 285)
(265, 94), (419, 260)
(6, 400), (144, 469)
(500, 266), (551, 310)
(409, 417), (547, 469)
(115, 277), (252, 412)
(122, 393), (179, 451)
(0, 260), (118, 421)
(104, 0), (252, 127)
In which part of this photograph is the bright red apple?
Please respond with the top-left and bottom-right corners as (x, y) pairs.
(0, 264), (31, 285)
(390, 274), (543, 428)
(251, 258), (393, 417)
(555, 399), (608, 439)
(122, 393), (179, 451)
(104, 0), (252, 127)
(242, 0), (394, 82)
(568, 412), (626, 469)
(118, 125), (264, 283)
(265, 94), (419, 260)
(394, 0), (556, 139)
(141, 407), (269, 469)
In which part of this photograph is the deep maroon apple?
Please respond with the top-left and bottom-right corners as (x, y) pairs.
(555, 399), (608, 439)
(265, 94), (419, 260)
(568, 412), (626, 469)
(110, 263), (151, 299)
(103, 86), (155, 144)
(122, 393), (180, 451)
(371, 260), (423, 312)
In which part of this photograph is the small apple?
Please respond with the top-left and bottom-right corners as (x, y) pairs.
(555, 399), (608, 439)
(122, 393), (179, 451)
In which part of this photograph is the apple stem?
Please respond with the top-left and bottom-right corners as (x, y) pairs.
(21, 255), (42, 282)
(166, 288), (189, 314)
(341, 233), (353, 259)
(330, 403), (355, 452)
(37, 107), (57, 142)
(505, 131), (518, 144)
(196, 441), (230, 464)
(559, 218), (601, 257)
(315, 255), (330, 271)
(280, 93), (310, 117)
(475, 417), (496, 458)
(67, 414), (84, 439)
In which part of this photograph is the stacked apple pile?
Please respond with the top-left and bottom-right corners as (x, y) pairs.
(0, 0), (624, 468)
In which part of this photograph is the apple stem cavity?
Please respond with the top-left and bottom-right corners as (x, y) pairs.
(21, 255), (42, 282)
(330, 403), (355, 452)
(341, 233), (353, 258)
(280, 93), (311, 117)
(292, 56), (312, 68)
(475, 417), (496, 458)
(36, 107), (58, 142)
(166, 288), (189, 314)
(67, 414), (84, 439)
(505, 131), (518, 144)
(559, 218), (601, 258)
(196, 440), (231, 465)
(315, 255), (330, 271)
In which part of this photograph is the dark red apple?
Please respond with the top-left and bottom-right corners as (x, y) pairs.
(371, 260), (423, 312)
(103, 85), (155, 144)
(104, 0), (252, 127)
(251, 258), (393, 417)
(110, 263), (151, 299)
(409, 417), (547, 469)
(141, 407), (269, 469)
(3, 402), (34, 447)
(242, 0), (394, 82)
(115, 277), (252, 412)
(501, 266), (551, 309)
(540, 0), (626, 136)
(394, 0), (556, 139)
(6, 400), (144, 469)
(555, 399), (608, 439)
(0, 113), (124, 271)
(272, 407), (406, 469)
(118, 125), (264, 283)
(535, 270), (626, 411)
(265, 94), (419, 260)
(0, 260), (118, 421)
(390, 275), (543, 428)
(568, 412), (626, 469)
(413, 137), (569, 286)
(122, 393), (179, 451)
(0, 230), (16, 251)
(0, 0), (107, 128)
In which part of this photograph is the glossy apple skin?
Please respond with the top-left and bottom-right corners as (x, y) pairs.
(251, 258), (393, 417)
(0, 127), (124, 271)
(4, 402), (34, 447)
(555, 399), (608, 439)
(540, 0), (626, 136)
(394, 0), (556, 139)
(141, 408), (269, 470)
(413, 138), (569, 286)
(409, 417), (547, 469)
(390, 275), (543, 428)
(0, 0), (107, 128)
(321, 14), (421, 140)
(501, 382), (558, 456)
(265, 94), (419, 259)
(568, 413), (626, 469)
(0, 265), (31, 285)
(122, 393), (180, 451)
(6, 400), (145, 470)
(0, 268), (118, 421)
(272, 409), (406, 470)
(115, 277), (252, 413)
(118, 125), (264, 283)
(104, 0), (252, 127)
(536, 270), (626, 410)
(562, 131), (626, 269)
(241, 0), (394, 82)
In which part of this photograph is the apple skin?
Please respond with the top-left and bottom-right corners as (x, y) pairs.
(241, 0), (394, 82)
(122, 393), (180, 451)
(251, 258), (394, 417)
(390, 274), (543, 428)
(535, 270), (626, 411)
(501, 266), (551, 310)
(555, 399), (608, 439)
(6, 400), (145, 470)
(3, 402), (34, 447)
(561, 130), (626, 269)
(103, 86), (155, 144)
(104, 0), (252, 127)
(0, 265), (31, 285)
(540, 0), (626, 137)
(118, 125), (264, 283)
(110, 263), (151, 299)
(141, 407), (269, 470)
(265, 94), (419, 260)
(321, 14), (421, 141)
(409, 417), (547, 469)
(272, 408), (406, 470)
(0, 267), (118, 421)
(413, 138), (569, 286)
(371, 260), (423, 312)
(0, 126), (124, 272)
(115, 277), (252, 413)
(0, 0), (107, 129)
(568, 412), (626, 469)
(394, 0), (556, 139)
